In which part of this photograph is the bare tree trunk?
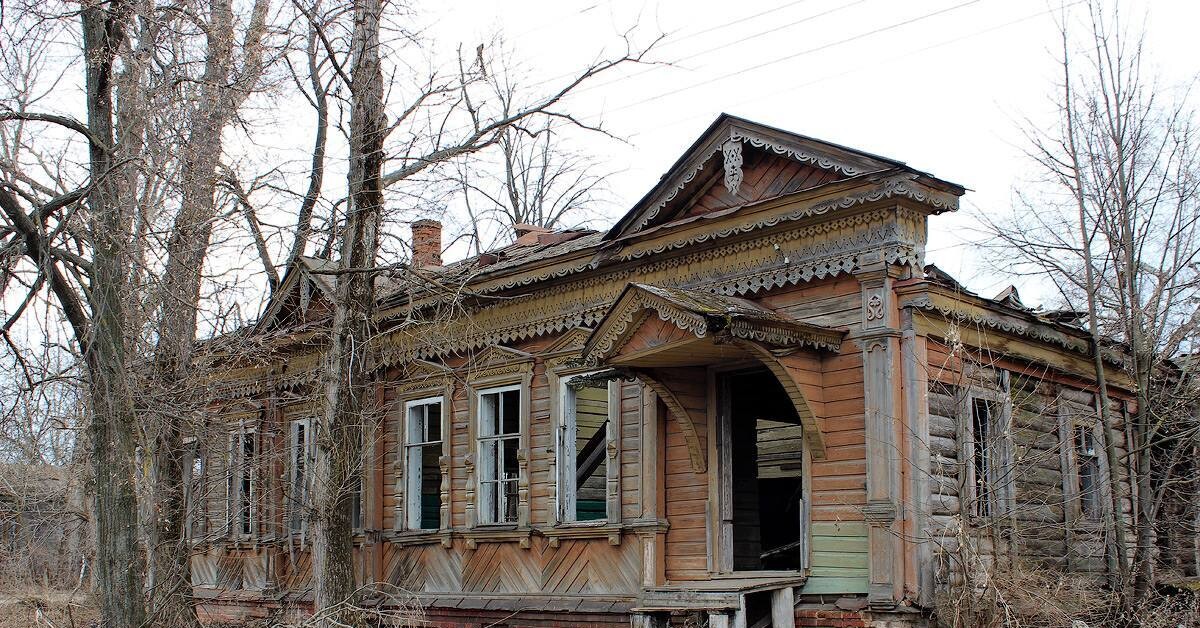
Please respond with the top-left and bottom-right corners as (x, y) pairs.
(80, 1), (146, 625)
(148, 2), (269, 623)
(311, 0), (385, 623)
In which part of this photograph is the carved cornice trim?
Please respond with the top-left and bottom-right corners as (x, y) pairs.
(466, 181), (940, 297)
(903, 295), (1105, 359)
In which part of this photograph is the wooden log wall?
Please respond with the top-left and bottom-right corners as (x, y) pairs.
(923, 338), (1136, 589)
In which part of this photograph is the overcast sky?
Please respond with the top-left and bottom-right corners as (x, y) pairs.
(414, 0), (1198, 305)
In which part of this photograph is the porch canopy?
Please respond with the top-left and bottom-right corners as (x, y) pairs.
(581, 283), (844, 471)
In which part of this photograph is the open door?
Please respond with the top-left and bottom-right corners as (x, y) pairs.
(719, 368), (809, 573)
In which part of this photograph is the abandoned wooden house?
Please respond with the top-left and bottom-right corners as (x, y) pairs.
(190, 115), (1157, 627)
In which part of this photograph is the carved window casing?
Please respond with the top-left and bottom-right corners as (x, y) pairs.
(287, 417), (314, 534)
(958, 372), (1015, 522)
(389, 364), (454, 535)
(463, 348), (534, 531)
(403, 396), (444, 530)
(554, 373), (621, 525)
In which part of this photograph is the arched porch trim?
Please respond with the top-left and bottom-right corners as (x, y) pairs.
(633, 369), (707, 474)
(734, 341), (828, 460)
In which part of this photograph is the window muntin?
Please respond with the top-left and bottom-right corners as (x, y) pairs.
(1075, 425), (1102, 520)
(288, 419), (313, 533)
(557, 376), (613, 523)
(227, 430), (255, 537)
(477, 385), (521, 525)
(405, 396), (443, 530)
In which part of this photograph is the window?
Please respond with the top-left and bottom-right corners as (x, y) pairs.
(288, 419), (313, 533)
(185, 444), (205, 539)
(405, 397), (443, 530)
(1075, 425), (1102, 520)
(970, 397), (995, 518)
(557, 376), (612, 523)
(227, 430), (256, 537)
(477, 385), (521, 525)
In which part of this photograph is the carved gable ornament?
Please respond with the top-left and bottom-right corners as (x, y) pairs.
(602, 113), (959, 243)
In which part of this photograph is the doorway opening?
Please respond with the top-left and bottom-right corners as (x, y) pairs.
(722, 368), (808, 572)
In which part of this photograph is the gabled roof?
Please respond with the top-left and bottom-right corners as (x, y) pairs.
(604, 113), (965, 242)
(255, 256), (338, 333)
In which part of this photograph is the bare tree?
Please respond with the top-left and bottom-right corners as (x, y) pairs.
(977, 0), (1200, 598)
(295, 9), (657, 623)
(453, 67), (613, 253)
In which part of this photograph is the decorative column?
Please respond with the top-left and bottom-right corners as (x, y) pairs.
(855, 261), (904, 610)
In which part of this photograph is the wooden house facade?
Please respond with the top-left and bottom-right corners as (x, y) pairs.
(189, 115), (1149, 627)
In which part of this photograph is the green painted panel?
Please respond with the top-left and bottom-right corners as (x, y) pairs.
(811, 551), (868, 569)
(805, 521), (868, 595)
(801, 576), (869, 595)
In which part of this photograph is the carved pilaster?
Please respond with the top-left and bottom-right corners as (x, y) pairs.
(856, 265), (904, 610)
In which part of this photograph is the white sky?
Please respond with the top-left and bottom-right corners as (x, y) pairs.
(413, 0), (1199, 305)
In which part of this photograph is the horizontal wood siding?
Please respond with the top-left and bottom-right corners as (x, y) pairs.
(664, 396), (709, 581)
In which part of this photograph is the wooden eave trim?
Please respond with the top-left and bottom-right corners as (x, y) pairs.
(909, 303), (1135, 391)
(373, 176), (950, 323)
(897, 285), (1130, 366)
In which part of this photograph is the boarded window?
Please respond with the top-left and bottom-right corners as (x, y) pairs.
(405, 397), (443, 530)
(558, 376), (612, 523)
(1075, 425), (1102, 520)
(227, 430), (255, 537)
(477, 386), (521, 524)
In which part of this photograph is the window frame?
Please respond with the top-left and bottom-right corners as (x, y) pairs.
(402, 395), (446, 531)
(472, 383), (526, 527)
(1058, 392), (1111, 526)
(959, 379), (1014, 522)
(183, 438), (206, 542)
(554, 373), (620, 526)
(226, 427), (257, 539)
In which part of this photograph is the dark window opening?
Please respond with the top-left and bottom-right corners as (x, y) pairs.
(971, 398), (994, 518)
(560, 377), (610, 523)
(725, 369), (806, 571)
(1075, 425), (1101, 519)
(406, 398), (443, 530)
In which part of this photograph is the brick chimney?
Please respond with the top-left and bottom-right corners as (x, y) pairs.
(411, 219), (442, 269)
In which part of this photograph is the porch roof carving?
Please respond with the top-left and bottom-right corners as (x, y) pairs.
(582, 283), (838, 467)
(582, 283), (845, 364)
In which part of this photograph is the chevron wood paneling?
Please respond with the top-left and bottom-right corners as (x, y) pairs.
(386, 544), (463, 593)
(540, 538), (641, 595)
(381, 537), (643, 597)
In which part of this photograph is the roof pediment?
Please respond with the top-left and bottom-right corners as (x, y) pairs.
(604, 114), (953, 242)
(582, 283), (845, 365)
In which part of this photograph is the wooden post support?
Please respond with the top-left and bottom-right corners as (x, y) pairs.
(708, 611), (731, 628)
(771, 586), (796, 628)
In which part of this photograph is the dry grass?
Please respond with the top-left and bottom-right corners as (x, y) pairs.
(0, 587), (97, 628)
